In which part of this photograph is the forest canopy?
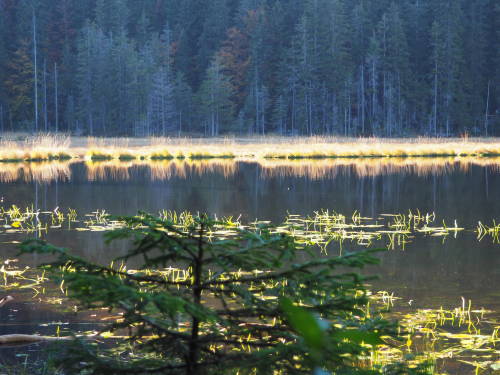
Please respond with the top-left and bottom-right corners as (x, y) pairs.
(0, 0), (498, 136)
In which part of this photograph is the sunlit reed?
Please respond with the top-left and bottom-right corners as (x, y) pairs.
(3, 135), (500, 162)
(0, 134), (72, 162)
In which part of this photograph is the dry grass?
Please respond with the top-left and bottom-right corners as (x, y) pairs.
(1, 134), (500, 162)
(59, 135), (500, 160)
(0, 134), (72, 162)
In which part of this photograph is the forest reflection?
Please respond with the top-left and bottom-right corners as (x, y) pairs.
(1, 158), (500, 183)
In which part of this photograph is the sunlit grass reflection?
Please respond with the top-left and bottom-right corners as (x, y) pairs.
(0, 157), (499, 183)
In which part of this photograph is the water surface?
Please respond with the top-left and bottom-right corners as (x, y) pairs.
(0, 159), (499, 365)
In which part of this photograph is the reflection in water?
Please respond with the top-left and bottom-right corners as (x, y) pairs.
(0, 162), (71, 183)
(1, 157), (500, 183)
(0, 160), (499, 308)
(0, 157), (499, 375)
(86, 159), (237, 181)
(260, 157), (500, 179)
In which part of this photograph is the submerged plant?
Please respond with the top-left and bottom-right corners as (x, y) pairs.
(20, 213), (412, 375)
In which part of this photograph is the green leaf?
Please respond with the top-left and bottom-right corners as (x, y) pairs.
(280, 297), (324, 351)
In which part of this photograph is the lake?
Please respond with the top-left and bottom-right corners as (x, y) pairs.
(0, 159), (499, 370)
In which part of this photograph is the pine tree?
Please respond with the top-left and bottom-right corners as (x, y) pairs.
(95, 0), (129, 36)
(4, 39), (34, 126)
(199, 56), (234, 136)
(173, 72), (193, 135)
(197, 0), (230, 78)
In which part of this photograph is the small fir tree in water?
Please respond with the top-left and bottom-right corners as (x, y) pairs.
(21, 213), (428, 375)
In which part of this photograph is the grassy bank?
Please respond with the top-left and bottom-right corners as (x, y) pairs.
(1, 134), (500, 162)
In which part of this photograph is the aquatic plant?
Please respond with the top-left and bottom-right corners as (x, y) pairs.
(21, 213), (408, 375)
(477, 220), (500, 244)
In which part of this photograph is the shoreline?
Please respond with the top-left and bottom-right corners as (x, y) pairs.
(1, 134), (500, 163)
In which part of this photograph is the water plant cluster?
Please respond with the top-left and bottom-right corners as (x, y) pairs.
(20, 213), (400, 374)
(0, 209), (498, 373)
(2, 205), (500, 249)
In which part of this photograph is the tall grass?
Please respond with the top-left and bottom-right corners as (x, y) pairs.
(64, 135), (500, 160)
(1, 134), (500, 162)
(0, 134), (72, 162)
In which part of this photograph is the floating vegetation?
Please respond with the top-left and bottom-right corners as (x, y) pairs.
(280, 210), (469, 251)
(477, 221), (500, 244)
(0, 205), (496, 252)
(0, 258), (47, 298)
(367, 295), (500, 374)
(0, 205), (78, 235)
(1, 210), (497, 374)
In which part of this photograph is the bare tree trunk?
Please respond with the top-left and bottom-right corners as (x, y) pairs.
(0, 105), (4, 134)
(86, 28), (93, 136)
(484, 80), (490, 136)
(397, 72), (402, 134)
(262, 93), (266, 135)
(54, 62), (59, 132)
(43, 60), (48, 131)
(361, 64), (365, 134)
(255, 86), (259, 135)
(33, 8), (38, 133)
(347, 84), (351, 136)
(179, 111), (182, 137)
(433, 59), (438, 136)
(291, 86), (295, 135)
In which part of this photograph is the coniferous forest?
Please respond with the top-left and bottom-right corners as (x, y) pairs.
(0, 0), (498, 137)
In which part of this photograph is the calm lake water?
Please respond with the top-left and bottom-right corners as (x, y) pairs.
(0, 159), (499, 366)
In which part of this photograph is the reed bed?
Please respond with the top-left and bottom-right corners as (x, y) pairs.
(83, 136), (500, 160)
(0, 134), (72, 162)
(2, 134), (500, 162)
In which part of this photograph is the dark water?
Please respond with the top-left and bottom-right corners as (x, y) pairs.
(0, 160), (499, 365)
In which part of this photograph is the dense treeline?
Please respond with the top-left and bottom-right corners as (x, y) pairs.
(0, 0), (498, 136)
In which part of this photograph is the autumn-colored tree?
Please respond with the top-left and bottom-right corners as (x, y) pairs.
(218, 27), (250, 112)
